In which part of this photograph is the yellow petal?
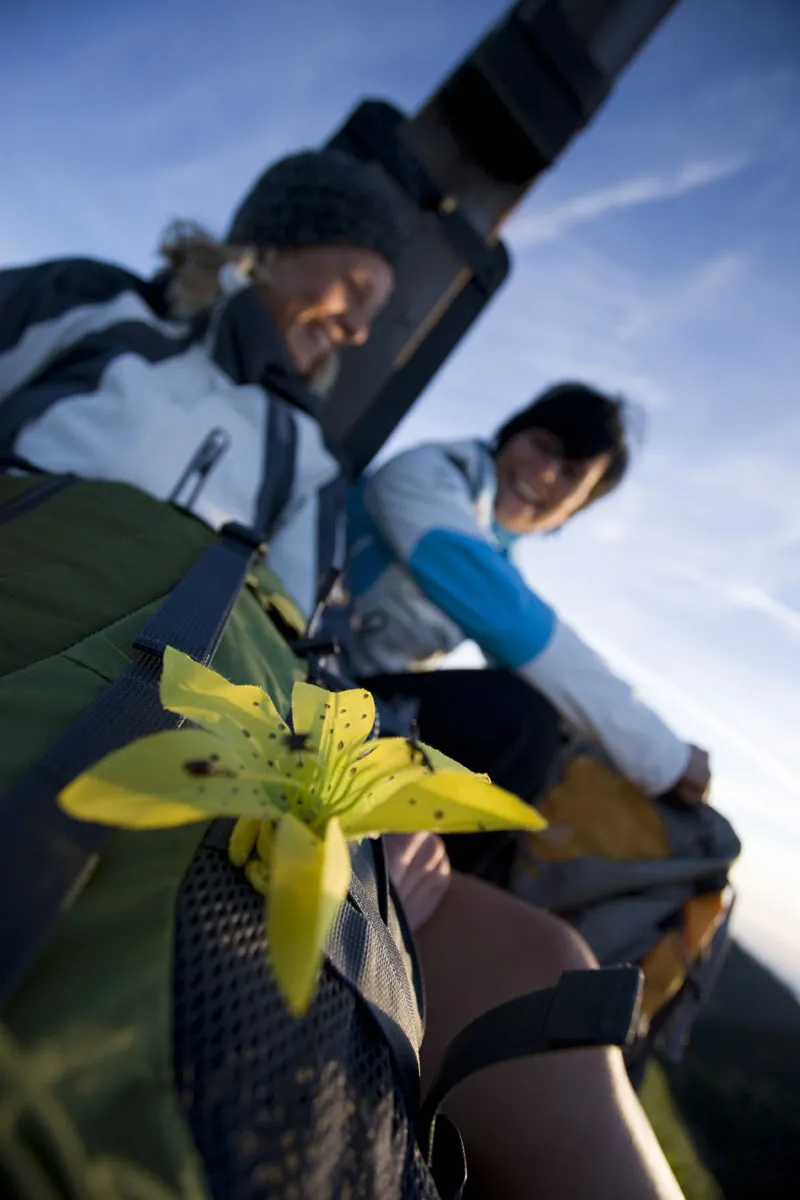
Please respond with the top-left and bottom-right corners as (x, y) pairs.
(341, 771), (548, 838)
(245, 859), (272, 897)
(291, 682), (375, 762)
(228, 817), (260, 866)
(160, 647), (290, 760)
(257, 818), (276, 862)
(267, 814), (351, 1017)
(330, 737), (427, 812)
(59, 729), (286, 829)
(262, 590), (307, 638)
(416, 740), (484, 776)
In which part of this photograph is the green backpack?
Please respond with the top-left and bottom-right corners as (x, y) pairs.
(0, 471), (641, 1200)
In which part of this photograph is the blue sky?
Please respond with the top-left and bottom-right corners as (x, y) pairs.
(3, 0), (799, 989)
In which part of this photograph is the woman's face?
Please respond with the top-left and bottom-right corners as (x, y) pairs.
(494, 428), (611, 534)
(257, 245), (395, 376)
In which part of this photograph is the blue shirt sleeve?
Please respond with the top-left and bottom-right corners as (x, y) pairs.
(408, 527), (556, 668)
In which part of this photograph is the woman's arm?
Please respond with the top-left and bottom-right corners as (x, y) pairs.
(362, 444), (690, 795)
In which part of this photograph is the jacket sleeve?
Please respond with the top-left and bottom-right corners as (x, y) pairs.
(361, 443), (690, 795)
(0, 258), (142, 404)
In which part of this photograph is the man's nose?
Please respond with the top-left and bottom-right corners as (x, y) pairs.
(347, 324), (369, 346)
(340, 311), (370, 346)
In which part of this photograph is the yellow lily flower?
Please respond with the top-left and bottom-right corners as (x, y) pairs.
(60, 647), (546, 1015)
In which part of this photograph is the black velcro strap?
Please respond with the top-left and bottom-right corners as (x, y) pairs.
(0, 523), (265, 1006)
(419, 966), (643, 1163)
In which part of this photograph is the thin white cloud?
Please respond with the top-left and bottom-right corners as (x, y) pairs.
(725, 583), (800, 639)
(506, 155), (751, 248)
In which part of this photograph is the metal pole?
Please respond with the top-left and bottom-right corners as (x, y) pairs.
(323, 0), (679, 470)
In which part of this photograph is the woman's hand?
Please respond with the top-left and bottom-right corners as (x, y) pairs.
(383, 831), (452, 932)
(671, 744), (712, 806)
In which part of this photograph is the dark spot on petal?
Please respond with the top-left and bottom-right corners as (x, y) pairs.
(184, 759), (212, 776)
(253, 701), (260, 707)
(268, 733), (277, 740)
(408, 797), (417, 806)
(433, 809), (445, 820)
(267, 760), (274, 768)
(243, 730), (251, 738)
(283, 732), (311, 752)
(184, 759), (237, 779)
(349, 766), (357, 775)
(337, 740), (344, 751)
(210, 753), (220, 762)
(361, 713), (368, 720)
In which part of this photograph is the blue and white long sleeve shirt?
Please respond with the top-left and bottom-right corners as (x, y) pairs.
(347, 438), (690, 796)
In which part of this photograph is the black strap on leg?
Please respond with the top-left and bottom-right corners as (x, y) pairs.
(422, 966), (643, 1198)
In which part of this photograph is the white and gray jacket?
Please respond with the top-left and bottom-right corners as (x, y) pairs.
(347, 439), (690, 796)
(0, 257), (344, 616)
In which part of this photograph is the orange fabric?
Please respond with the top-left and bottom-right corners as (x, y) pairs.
(639, 931), (688, 1019)
(684, 890), (727, 958)
(527, 756), (670, 865)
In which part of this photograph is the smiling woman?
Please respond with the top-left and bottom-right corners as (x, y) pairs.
(348, 383), (712, 810)
(159, 150), (401, 391)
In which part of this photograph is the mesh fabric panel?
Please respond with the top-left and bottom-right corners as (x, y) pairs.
(173, 835), (440, 1200)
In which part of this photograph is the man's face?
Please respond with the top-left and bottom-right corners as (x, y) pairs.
(257, 245), (395, 377)
(494, 428), (611, 534)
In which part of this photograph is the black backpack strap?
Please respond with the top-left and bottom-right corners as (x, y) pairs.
(420, 966), (642, 1197)
(256, 397), (298, 535)
(0, 521), (267, 1005)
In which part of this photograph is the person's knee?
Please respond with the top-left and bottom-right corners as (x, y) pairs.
(416, 872), (599, 1093)
(513, 898), (598, 975)
(475, 879), (598, 986)
(417, 872), (597, 1010)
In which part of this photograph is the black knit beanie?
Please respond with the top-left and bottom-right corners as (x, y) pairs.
(227, 149), (409, 271)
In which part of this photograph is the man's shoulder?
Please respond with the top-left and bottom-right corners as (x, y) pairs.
(0, 255), (160, 314)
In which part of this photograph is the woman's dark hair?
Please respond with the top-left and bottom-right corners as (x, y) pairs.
(493, 382), (634, 510)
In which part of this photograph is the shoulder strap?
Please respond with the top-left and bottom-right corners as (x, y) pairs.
(0, 521), (266, 1005)
(256, 396), (298, 535)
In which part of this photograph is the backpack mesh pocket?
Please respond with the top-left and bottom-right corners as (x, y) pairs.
(173, 835), (440, 1200)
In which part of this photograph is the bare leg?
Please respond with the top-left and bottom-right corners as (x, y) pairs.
(415, 873), (685, 1200)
